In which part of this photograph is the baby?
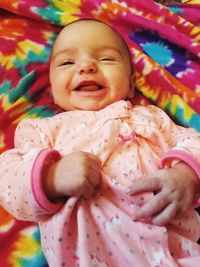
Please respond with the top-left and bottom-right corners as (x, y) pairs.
(1, 19), (200, 267)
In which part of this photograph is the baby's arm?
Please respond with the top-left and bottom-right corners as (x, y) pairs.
(0, 118), (62, 221)
(127, 161), (200, 225)
(0, 118), (101, 222)
(127, 105), (200, 225)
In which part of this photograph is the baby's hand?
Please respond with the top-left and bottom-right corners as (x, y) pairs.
(44, 151), (101, 200)
(126, 162), (199, 225)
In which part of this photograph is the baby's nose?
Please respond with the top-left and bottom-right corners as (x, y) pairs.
(78, 60), (97, 74)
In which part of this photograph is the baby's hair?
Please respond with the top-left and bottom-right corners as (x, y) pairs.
(52, 18), (134, 75)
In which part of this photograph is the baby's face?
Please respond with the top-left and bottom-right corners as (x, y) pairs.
(50, 20), (134, 111)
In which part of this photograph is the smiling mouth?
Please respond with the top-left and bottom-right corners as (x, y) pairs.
(74, 84), (104, 92)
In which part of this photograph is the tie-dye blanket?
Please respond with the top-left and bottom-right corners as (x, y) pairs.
(0, 0), (199, 266)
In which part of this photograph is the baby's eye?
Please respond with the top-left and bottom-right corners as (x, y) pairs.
(60, 61), (74, 66)
(99, 57), (114, 61)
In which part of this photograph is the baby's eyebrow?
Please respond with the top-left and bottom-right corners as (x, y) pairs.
(52, 48), (76, 61)
(96, 46), (123, 56)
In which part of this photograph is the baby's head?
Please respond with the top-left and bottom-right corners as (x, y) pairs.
(50, 19), (134, 111)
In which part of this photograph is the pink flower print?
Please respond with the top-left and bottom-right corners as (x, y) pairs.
(76, 121), (88, 133)
(151, 247), (165, 266)
(92, 139), (108, 154)
(44, 246), (56, 261)
(122, 169), (135, 180)
(90, 254), (108, 267)
(180, 238), (198, 257)
(117, 132), (139, 146)
(117, 122), (138, 145)
(104, 214), (122, 234)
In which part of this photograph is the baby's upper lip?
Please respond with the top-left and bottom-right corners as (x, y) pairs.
(74, 80), (105, 91)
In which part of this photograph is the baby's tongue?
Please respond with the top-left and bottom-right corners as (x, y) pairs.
(78, 84), (100, 91)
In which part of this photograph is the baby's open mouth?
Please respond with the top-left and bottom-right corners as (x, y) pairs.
(75, 83), (104, 92)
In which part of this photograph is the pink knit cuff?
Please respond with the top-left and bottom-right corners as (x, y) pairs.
(31, 149), (63, 213)
(159, 149), (200, 178)
(159, 149), (200, 206)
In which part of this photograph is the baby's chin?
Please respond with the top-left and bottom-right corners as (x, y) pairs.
(66, 101), (113, 111)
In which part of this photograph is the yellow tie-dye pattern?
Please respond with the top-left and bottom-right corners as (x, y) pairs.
(135, 73), (160, 101)
(182, 0), (200, 3)
(17, 40), (44, 61)
(1, 95), (38, 127)
(0, 40), (45, 70)
(133, 49), (161, 101)
(2, 95), (27, 111)
(51, 0), (81, 25)
(0, 53), (14, 69)
(176, 18), (200, 42)
(190, 27), (200, 41)
(170, 95), (194, 121)
(9, 229), (42, 267)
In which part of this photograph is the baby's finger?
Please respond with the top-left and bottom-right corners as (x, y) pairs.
(81, 180), (95, 199)
(126, 177), (162, 195)
(151, 203), (178, 226)
(132, 192), (169, 221)
(85, 152), (102, 167)
(87, 166), (102, 187)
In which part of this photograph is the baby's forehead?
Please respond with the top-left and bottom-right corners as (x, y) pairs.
(60, 20), (116, 35)
(53, 20), (125, 50)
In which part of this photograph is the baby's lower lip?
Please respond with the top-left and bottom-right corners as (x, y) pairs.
(74, 87), (108, 97)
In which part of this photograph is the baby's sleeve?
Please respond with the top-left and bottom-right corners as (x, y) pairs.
(147, 106), (200, 205)
(0, 118), (63, 222)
